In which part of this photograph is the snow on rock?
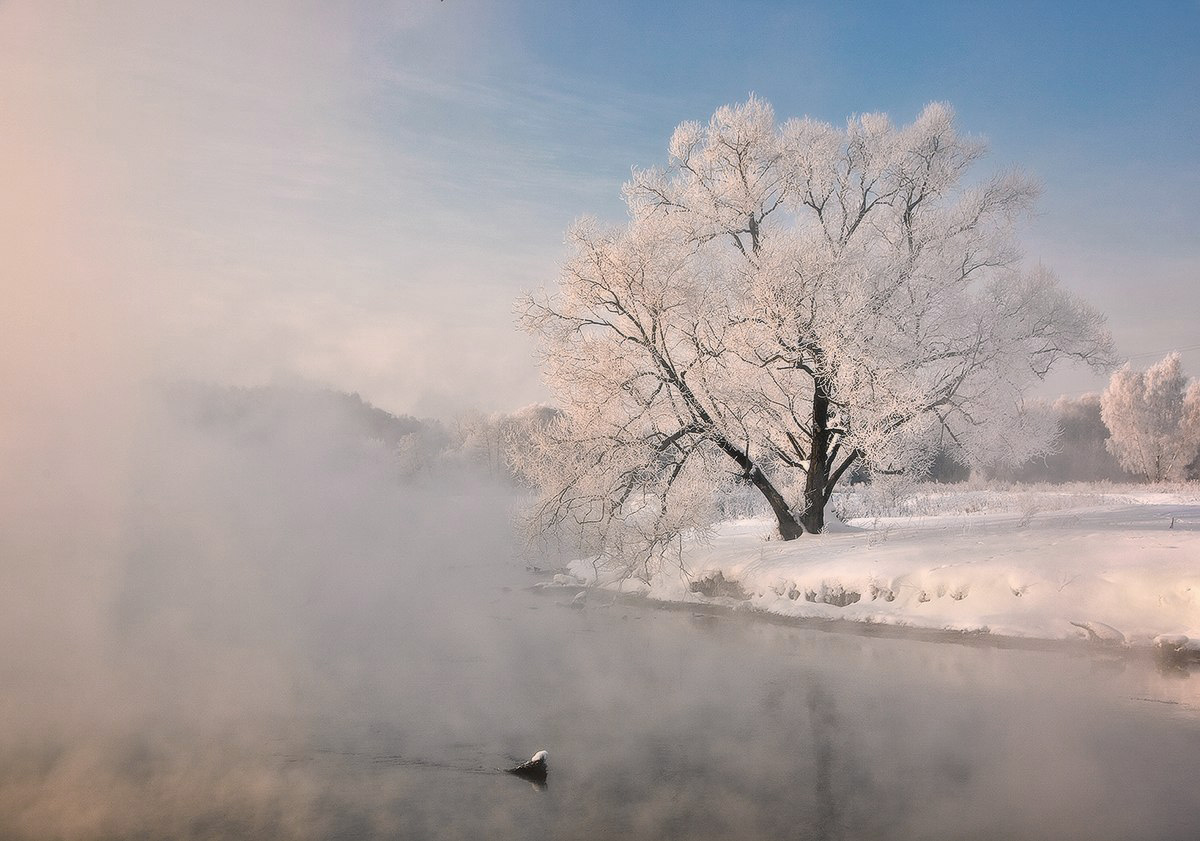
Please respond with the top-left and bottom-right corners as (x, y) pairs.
(567, 495), (1200, 645)
(506, 750), (549, 782)
(1154, 634), (1190, 647)
(1069, 621), (1126, 644)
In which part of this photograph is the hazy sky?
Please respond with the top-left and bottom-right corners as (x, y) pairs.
(3, 1), (1198, 417)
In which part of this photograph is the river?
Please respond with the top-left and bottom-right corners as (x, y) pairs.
(2, 456), (1199, 839)
(6, 570), (1200, 838)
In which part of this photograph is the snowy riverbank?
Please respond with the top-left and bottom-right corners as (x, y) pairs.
(560, 488), (1200, 648)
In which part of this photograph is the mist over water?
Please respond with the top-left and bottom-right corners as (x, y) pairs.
(0, 386), (519, 834)
(0, 386), (1198, 840)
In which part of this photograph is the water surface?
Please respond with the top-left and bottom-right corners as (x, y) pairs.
(5, 564), (1199, 841)
(3, 418), (1198, 840)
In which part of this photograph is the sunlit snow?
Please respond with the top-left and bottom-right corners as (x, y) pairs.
(564, 487), (1200, 645)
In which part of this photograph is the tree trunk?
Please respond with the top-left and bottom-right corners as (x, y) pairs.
(749, 467), (805, 540)
(712, 436), (804, 540)
(801, 380), (833, 534)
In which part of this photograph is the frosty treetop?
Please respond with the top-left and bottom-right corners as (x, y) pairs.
(518, 98), (1112, 560)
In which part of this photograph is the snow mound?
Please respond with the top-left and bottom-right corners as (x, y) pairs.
(568, 496), (1200, 645)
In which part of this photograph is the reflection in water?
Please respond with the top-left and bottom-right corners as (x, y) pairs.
(807, 686), (843, 841)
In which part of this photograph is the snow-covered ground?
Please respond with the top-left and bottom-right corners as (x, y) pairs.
(563, 487), (1200, 648)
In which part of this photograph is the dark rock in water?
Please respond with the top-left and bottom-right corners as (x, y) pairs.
(1155, 635), (1192, 674)
(506, 750), (548, 782)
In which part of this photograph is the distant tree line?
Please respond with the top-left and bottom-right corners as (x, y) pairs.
(927, 353), (1200, 484)
(164, 382), (557, 487)
(163, 357), (1198, 498)
(953, 394), (1132, 484)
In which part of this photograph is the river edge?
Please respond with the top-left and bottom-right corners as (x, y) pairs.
(532, 580), (1200, 669)
(537, 498), (1200, 653)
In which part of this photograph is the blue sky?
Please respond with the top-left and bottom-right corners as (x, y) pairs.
(3, 1), (1197, 415)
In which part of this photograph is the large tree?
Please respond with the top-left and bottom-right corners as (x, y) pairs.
(518, 99), (1111, 563)
(1100, 353), (1200, 482)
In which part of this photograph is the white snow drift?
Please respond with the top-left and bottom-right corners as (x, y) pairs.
(562, 487), (1200, 647)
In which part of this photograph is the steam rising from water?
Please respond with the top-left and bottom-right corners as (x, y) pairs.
(0, 382), (526, 837)
(2, 379), (1199, 841)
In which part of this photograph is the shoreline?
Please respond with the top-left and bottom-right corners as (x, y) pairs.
(537, 490), (1200, 658)
(535, 582), (1200, 673)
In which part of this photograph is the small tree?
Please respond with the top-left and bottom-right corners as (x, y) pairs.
(1100, 353), (1200, 482)
(518, 98), (1112, 566)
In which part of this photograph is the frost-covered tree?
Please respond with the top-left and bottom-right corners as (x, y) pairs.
(453, 404), (560, 483)
(1100, 353), (1200, 482)
(518, 98), (1112, 561)
(985, 394), (1130, 483)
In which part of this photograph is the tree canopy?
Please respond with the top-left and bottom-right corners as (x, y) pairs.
(1100, 353), (1200, 482)
(518, 98), (1112, 567)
